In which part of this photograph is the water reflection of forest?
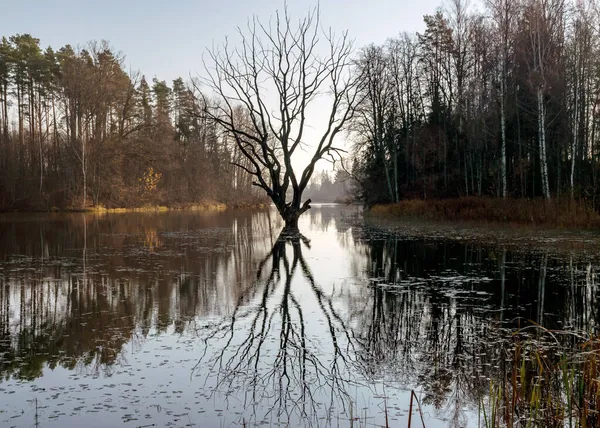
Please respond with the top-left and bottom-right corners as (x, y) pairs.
(344, 229), (599, 424)
(0, 210), (280, 380)
(0, 206), (351, 382)
(1, 208), (598, 426)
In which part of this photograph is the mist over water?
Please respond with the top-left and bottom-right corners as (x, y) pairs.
(0, 206), (598, 427)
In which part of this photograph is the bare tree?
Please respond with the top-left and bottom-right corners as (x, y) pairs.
(352, 45), (396, 202)
(525, 0), (565, 200)
(200, 5), (361, 231)
(488, 0), (517, 198)
(567, 1), (594, 200)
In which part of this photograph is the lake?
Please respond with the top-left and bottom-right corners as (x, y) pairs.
(1, 205), (599, 427)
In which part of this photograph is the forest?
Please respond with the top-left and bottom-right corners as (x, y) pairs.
(350, 0), (600, 211)
(0, 36), (264, 211)
(2, 0), (600, 214)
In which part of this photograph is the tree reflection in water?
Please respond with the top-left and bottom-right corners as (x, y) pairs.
(0, 210), (277, 382)
(345, 230), (599, 427)
(1, 208), (600, 427)
(195, 230), (359, 426)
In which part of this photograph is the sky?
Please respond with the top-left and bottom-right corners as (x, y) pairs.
(0, 0), (443, 173)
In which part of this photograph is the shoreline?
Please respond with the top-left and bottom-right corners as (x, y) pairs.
(0, 201), (350, 215)
(0, 201), (269, 214)
(367, 197), (600, 229)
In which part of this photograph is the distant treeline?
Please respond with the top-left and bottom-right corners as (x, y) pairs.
(0, 36), (264, 211)
(304, 170), (353, 203)
(349, 0), (600, 210)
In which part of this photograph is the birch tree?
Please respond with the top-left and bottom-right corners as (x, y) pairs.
(488, 0), (516, 198)
(525, 0), (565, 200)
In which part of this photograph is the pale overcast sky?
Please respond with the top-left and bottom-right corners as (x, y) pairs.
(1, 0), (444, 174)
(1, 0), (442, 82)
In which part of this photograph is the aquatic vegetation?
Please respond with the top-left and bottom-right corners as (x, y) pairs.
(479, 325), (600, 428)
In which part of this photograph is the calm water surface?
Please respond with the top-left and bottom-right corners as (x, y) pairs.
(0, 205), (599, 427)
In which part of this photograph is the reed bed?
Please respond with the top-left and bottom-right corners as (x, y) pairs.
(480, 326), (600, 427)
(370, 197), (600, 228)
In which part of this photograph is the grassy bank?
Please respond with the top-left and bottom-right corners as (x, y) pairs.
(369, 197), (600, 228)
(85, 201), (228, 213)
(1, 201), (269, 214)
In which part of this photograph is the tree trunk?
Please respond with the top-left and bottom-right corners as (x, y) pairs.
(39, 136), (43, 194)
(464, 152), (469, 196)
(571, 88), (578, 199)
(393, 144), (399, 203)
(82, 135), (87, 209)
(537, 87), (551, 199)
(1, 81), (7, 140)
(82, 162), (87, 209)
(283, 212), (300, 232)
(516, 89), (524, 198)
(500, 77), (507, 198)
(381, 148), (394, 203)
(277, 194), (311, 233)
(478, 153), (483, 196)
